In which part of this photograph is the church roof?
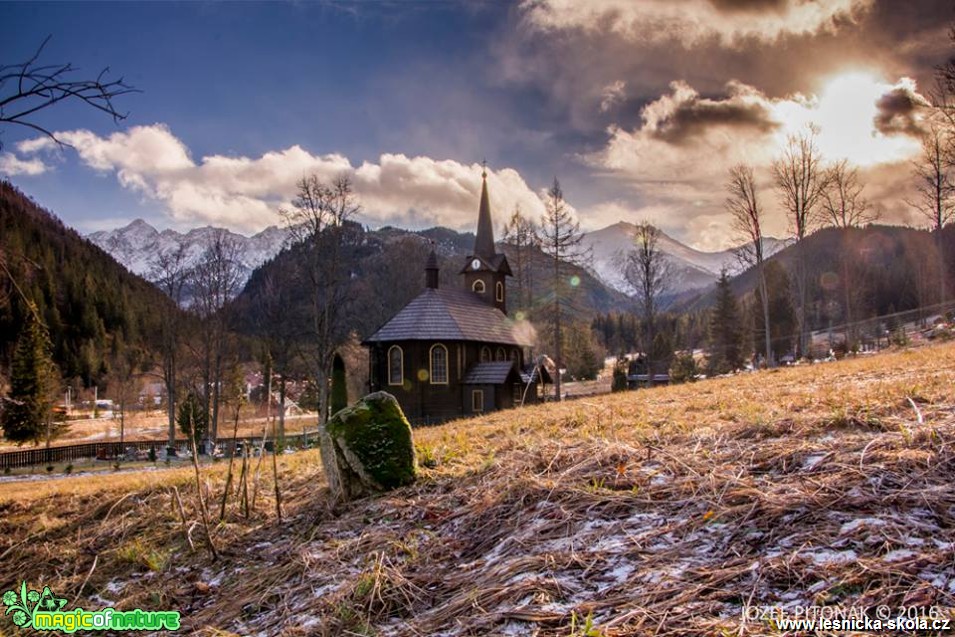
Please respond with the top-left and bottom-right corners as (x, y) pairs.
(363, 288), (532, 345)
(520, 365), (553, 385)
(463, 362), (521, 385)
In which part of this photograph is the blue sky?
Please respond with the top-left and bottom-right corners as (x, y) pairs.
(1, 1), (950, 249)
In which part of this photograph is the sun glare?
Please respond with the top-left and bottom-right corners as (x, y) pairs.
(771, 71), (922, 167)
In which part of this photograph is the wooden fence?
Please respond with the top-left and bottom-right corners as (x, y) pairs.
(0, 431), (319, 470)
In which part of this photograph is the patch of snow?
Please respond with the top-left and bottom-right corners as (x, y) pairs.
(803, 453), (827, 470)
(884, 549), (917, 562)
(598, 561), (635, 591)
(200, 568), (224, 587)
(88, 594), (114, 607)
(840, 517), (886, 535)
(296, 615), (321, 630)
(802, 549), (858, 565)
(500, 621), (532, 635)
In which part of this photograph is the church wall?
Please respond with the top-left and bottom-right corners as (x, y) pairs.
(369, 339), (527, 423)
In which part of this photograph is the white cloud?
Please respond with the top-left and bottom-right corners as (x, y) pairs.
(19, 124), (548, 234)
(521, 0), (874, 48)
(600, 80), (626, 112)
(0, 152), (48, 176)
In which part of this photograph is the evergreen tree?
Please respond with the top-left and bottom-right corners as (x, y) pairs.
(330, 353), (347, 415)
(707, 270), (744, 375)
(177, 391), (209, 444)
(539, 179), (588, 399)
(1, 303), (60, 445)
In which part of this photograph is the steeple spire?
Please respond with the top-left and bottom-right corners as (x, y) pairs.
(474, 162), (496, 260)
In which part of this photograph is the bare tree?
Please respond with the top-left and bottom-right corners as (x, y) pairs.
(501, 205), (539, 315)
(726, 164), (772, 367)
(821, 160), (878, 346)
(911, 123), (955, 305)
(189, 232), (244, 445)
(539, 178), (588, 401)
(252, 269), (306, 445)
(149, 245), (189, 449)
(822, 160), (875, 229)
(772, 126), (828, 358)
(623, 222), (673, 386)
(279, 174), (360, 425)
(0, 36), (137, 149)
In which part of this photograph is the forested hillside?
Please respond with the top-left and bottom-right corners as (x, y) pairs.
(233, 222), (632, 344)
(0, 181), (177, 388)
(681, 225), (955, 322)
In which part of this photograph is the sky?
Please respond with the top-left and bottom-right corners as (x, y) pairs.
(0, 0), (950, 251)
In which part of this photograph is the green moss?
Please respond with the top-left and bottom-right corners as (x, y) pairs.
(326, 392), (416, 489)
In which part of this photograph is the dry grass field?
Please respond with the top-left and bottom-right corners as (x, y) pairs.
(2, 343), (954, 635)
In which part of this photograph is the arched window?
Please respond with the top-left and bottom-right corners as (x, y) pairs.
(496, 281), (504, 302)
(472, 280), (486, 294)
(496, 347), (506, 361)
(430, 344), (448, 384)
(481, 346), (491, 362)
(387, 346), (403, 386)
(510, 349), (520, 365)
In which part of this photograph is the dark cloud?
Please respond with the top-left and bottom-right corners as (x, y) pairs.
(707, 0), (787, 14)
(874, 85), (931, 136)
(643, 82), (779, 145)
(648, 84), (780, 144)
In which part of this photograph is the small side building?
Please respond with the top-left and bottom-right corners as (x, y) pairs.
(363, 169), (547, 423)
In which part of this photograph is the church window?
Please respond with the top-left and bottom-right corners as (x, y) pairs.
(387, 346), (403, 386)
(481, 346), (491, 362)
(496, 281), (504, 302)
(496, 347), (506, 361)
(472, 280), (485, 294)
(430, 344), (448, 384)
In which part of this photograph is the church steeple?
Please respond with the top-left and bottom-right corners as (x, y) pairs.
(425, 248), (439, 289)
(474, 164), (496, 260)
(462, 164), (512, 314)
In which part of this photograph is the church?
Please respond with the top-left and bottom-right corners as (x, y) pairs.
(363, 169), (549, 423)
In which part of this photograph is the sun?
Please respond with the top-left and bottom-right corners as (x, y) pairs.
(770, 70), (923, 167)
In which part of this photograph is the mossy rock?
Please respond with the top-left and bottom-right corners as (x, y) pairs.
(320, 391), (416, 501)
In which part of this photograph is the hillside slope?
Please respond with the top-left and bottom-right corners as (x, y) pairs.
(1, 343), (954, 635)
(677, 224), (955, 322)
(0, 181), (178, 387)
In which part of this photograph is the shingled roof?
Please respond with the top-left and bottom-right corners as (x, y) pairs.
(463, 362), (521, 385)
(364, 288), (532, 345)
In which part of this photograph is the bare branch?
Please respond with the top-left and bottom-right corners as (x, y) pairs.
(821, 159), (877, 228)
(0, 36), (139, 150)
(909, 123), (955, 231)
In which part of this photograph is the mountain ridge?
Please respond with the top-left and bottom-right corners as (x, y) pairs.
(87, 218), (781, 297)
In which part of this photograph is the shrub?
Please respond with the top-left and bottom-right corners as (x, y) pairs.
(669, 352), (699, 384)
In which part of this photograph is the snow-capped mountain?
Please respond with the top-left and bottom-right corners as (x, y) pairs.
(87, 219), (290, 284)
(581, 221), (784, 295)
(89, 218), (782, 299)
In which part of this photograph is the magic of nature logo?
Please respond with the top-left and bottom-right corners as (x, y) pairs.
(2, 581), (180, 632)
